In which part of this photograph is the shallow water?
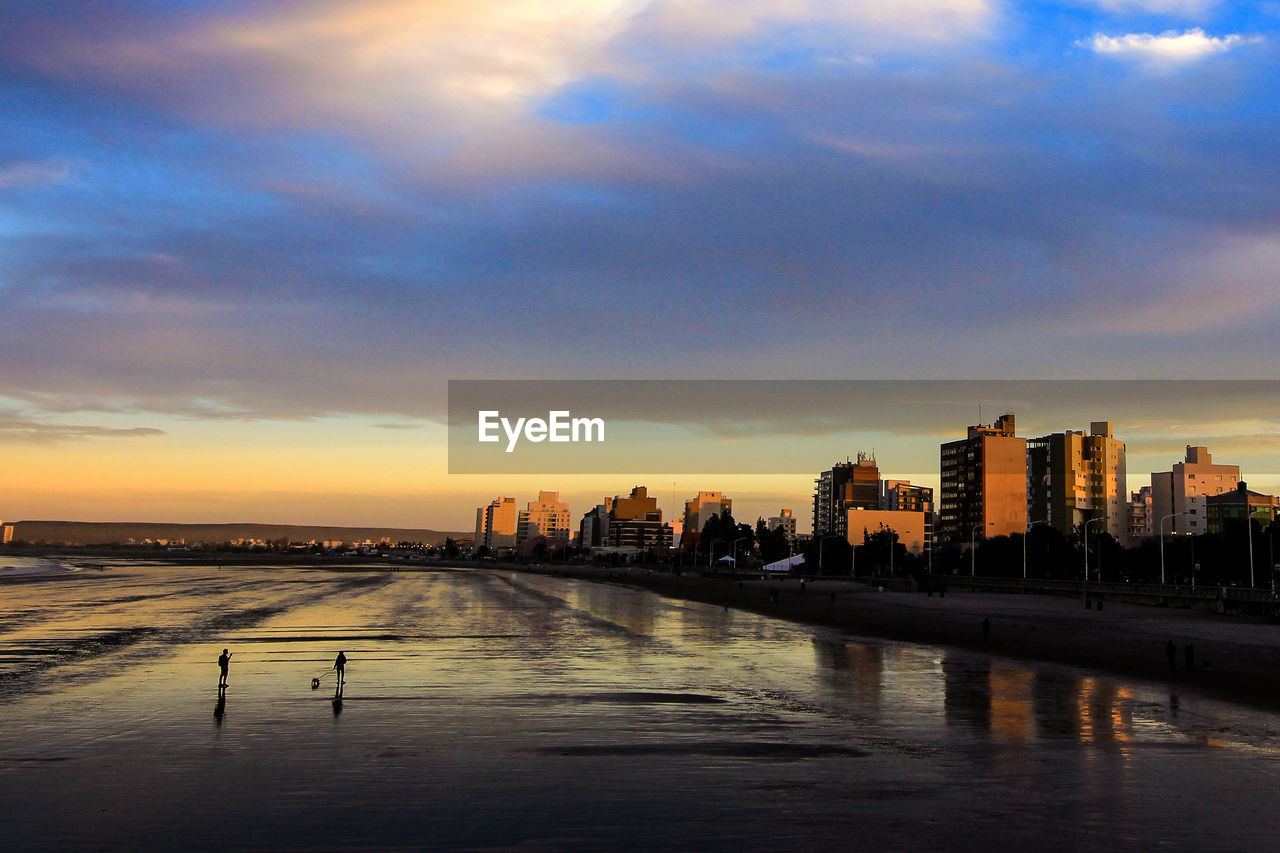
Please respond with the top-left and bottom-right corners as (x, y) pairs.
(2, 564), (1279, 851)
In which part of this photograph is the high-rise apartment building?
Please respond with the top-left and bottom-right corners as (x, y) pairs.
(813, 454), (880, 541)
(1026, 421), (1127, 543)
(1150, 446), (1240, 535)
(938, 414), (1027, 546)
(518, 491), (572, 543)
(475, 496), (518, 550)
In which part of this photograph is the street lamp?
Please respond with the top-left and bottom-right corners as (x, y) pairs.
(1083, 516), (1107, 584)
(1159, 511), (1188, 586)
(1023, 520), (1050, 580)
(971, 522), (993, 578)
(732, 536), (749, 572)
(888, 530), (897, 578)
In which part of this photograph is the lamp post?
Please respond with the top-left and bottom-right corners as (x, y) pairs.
(732, 536), (748, 573)
(971, 522), (992, 578)
(1023, 520), (1050, 580)
(1159, 511), (1187, 586)
(1083, 516), (1107, 584)
(888, 530), (897, 578)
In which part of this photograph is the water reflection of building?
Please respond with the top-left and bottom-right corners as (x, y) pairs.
(1032, 673), (1083, 740)
(940, 654), (1136, 747)
(813, 640), (885, 707)
(988, 666), (1035, 742)
(943, 656), (992, 733)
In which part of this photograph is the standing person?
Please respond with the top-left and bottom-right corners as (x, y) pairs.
(334, 650), (347, 689)
(218, 648), (232, 688)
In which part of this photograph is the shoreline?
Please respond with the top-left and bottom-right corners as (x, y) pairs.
(17, 553), (1280, 711)
(520, 564), (1280, 711)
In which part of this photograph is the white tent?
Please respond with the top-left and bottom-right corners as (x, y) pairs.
(763, 554), (805, 574)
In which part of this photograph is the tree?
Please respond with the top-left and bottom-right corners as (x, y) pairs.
(801, 535), (851, 576)
(755, 519), (791, 564)
(862, 524), (910, 577)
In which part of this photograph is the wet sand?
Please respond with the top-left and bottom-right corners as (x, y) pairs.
(6, 563), (1280, 851)
(527, 566), (1280, 709)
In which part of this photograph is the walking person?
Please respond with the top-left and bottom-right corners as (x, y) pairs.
(334, 650), (347, 690)
(218, 648), (232, 688)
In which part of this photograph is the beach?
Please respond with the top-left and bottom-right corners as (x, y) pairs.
(525, 565), (1280, 709)
(5, 561), (1280, 851)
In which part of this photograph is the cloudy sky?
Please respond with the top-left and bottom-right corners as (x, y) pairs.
(1, 1), (1277, 530)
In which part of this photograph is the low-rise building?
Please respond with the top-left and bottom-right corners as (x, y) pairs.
(847, 509), (929, 556)
(1204, 482), (1279, 534)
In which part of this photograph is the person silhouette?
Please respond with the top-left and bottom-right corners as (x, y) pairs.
(218, 648), (232, 688)
(334, 650), (347, 689)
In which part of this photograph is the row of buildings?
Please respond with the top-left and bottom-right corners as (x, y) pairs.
(476, 487), (798, 558)
(812, 453), (935, 555)
(931, 414), (1275, 549)
(475, 415), (1276, 560)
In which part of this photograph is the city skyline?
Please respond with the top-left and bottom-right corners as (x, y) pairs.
(3, 2), (1279, 528)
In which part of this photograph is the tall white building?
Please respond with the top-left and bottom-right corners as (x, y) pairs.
(518, 491), (572, 543)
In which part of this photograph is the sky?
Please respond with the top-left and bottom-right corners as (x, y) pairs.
(1, 1), (1278, 532)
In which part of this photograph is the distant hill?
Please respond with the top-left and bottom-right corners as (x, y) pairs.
(8, 520), (470, 547)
